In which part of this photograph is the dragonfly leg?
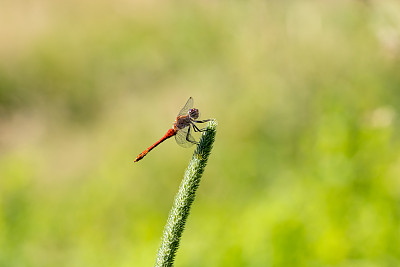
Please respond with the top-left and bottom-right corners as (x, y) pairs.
(192, 123), (207, 132)
(193, 119), (211, 123)
(186, 126), (199, 144)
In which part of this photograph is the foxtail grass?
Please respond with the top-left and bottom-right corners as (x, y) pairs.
(154, 120), (217, 267)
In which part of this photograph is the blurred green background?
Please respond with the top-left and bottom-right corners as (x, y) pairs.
(1, 0), (400, 266)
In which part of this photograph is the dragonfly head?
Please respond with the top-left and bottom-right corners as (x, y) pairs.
(189, 108), (200, 120)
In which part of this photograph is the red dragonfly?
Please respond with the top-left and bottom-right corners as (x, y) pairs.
(134, 97), (210, 162)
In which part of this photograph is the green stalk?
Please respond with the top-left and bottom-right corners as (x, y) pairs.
(154, 120), (217, 267)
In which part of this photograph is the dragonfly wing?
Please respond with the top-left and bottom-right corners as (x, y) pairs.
(175, 125), (196, 148)
(177, 97), (194, 117)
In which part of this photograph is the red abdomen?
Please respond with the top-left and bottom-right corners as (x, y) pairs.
(134, 128), (176, 162)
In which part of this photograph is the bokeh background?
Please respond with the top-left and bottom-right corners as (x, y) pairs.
(1, 0), (400, 266)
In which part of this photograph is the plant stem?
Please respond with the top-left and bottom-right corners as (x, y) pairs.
(154, 120), (217, 267)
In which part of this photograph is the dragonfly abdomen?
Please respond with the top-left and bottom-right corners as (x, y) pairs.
(134, 128), (176, 162)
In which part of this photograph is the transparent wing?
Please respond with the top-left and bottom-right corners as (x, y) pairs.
(177, 97), (194, 117)
(175, 125), (196, 148)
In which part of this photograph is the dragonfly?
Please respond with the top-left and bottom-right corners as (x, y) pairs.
(134, 97), (210, 162)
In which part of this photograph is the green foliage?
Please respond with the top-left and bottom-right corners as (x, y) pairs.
(1, 1), (400, 266)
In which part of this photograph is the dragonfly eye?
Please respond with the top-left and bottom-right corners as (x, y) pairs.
(189, 108), (199, 119)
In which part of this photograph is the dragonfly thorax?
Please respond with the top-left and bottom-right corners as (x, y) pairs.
(174, 108), (199, 130)
(175, 116), (191, 130)
(188, 108), (199, 120)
